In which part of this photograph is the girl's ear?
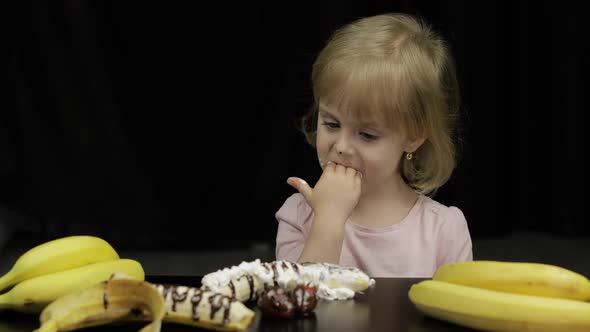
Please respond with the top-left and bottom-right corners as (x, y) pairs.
(404, 136), (426, 154)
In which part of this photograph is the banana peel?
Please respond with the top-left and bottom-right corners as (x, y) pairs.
(34, 274), (164, 332)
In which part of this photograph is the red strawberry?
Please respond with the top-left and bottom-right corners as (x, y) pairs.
(291, 285), (317, 316)
(257, 286), (296, 319)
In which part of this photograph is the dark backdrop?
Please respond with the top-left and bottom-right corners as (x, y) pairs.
(3, 1), (588, 250)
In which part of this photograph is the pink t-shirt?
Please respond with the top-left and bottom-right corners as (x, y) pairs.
(275, 193), (473, 278)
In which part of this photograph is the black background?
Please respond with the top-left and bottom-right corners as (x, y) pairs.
(3, 1), (588, 250)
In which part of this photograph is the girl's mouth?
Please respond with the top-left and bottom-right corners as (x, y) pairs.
(324, 161), (364, 178)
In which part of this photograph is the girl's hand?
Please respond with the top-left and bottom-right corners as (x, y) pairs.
(287, 162), (362, 221)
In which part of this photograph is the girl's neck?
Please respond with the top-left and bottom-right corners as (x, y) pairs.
(351, 175), (419, 227)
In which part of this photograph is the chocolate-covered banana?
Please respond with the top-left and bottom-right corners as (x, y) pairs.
(151, 283), (255, 331)
(201, 259), (375, 302)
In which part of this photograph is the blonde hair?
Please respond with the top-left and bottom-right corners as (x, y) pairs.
(302, 13), (462, 196)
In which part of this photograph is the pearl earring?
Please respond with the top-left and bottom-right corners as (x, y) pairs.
(406, 152), (413, 160)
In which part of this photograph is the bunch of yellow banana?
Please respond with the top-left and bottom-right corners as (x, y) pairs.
(409, 260), (590, 331)
(0, 235), (145, 313)
(1, 235), (256, 331)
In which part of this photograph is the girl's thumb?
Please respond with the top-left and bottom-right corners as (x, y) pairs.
(287, 177), (313, 201)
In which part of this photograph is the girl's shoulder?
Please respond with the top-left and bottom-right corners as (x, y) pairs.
(417, 195), (467, 225)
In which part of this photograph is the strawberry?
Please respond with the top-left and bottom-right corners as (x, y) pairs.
(292, 285), (317, 316)
(257, 286), (296, 319)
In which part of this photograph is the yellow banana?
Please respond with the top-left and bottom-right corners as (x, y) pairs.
(34, 274), (164, 332)
(433, 260), (590, 301)
(409, 279), (590, 332)
(0, 258), (144, 313)
(0, 235), (120, 292)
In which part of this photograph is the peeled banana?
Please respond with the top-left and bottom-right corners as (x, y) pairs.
(34, 274), (164, 332)
(409, 279), (590, 332)
(201, 259), (374, 302)
(0, 235), (120, 292)
(433, 260), (590, 301)
(149, 283), (255, 331)
(0, 258), (145, 313)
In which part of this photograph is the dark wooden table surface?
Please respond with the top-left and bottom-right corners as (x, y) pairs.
(0, 276), (472, 331)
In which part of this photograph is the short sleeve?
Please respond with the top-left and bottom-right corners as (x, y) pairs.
(275, 194), (311, 262)
(436, 207), (473, 267)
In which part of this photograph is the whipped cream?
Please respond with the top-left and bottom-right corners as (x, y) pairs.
(201, 259), (375, 301)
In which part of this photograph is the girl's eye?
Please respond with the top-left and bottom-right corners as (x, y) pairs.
(360, 132), (378, 141)
(321, 121), (339, 129)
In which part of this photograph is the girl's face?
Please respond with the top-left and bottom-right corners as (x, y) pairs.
(315, 103), (416, 194)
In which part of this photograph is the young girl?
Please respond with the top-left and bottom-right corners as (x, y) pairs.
(274, 13), (472, 278)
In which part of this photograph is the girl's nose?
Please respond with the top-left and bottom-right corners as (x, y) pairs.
(335, 134), (354, 156)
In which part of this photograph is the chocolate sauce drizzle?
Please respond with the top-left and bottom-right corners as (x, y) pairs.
(229, 280), (236, 298)
(258, 261), (302, 292)
(208, 293), (232, 325)
(234, 275), (255, 301)
(290, 261), (300, 273)
(245, 274), (254, 301)
(171, 287), (188, 311)
(102, 281), (109, 309)
(270, 263), (279, 286)
(161, 284), (174, 302)
(190, 290), (202, 320)
(154, 283), (236, 326)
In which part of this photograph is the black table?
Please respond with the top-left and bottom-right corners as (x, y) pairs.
(0, 276), (472, 331)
